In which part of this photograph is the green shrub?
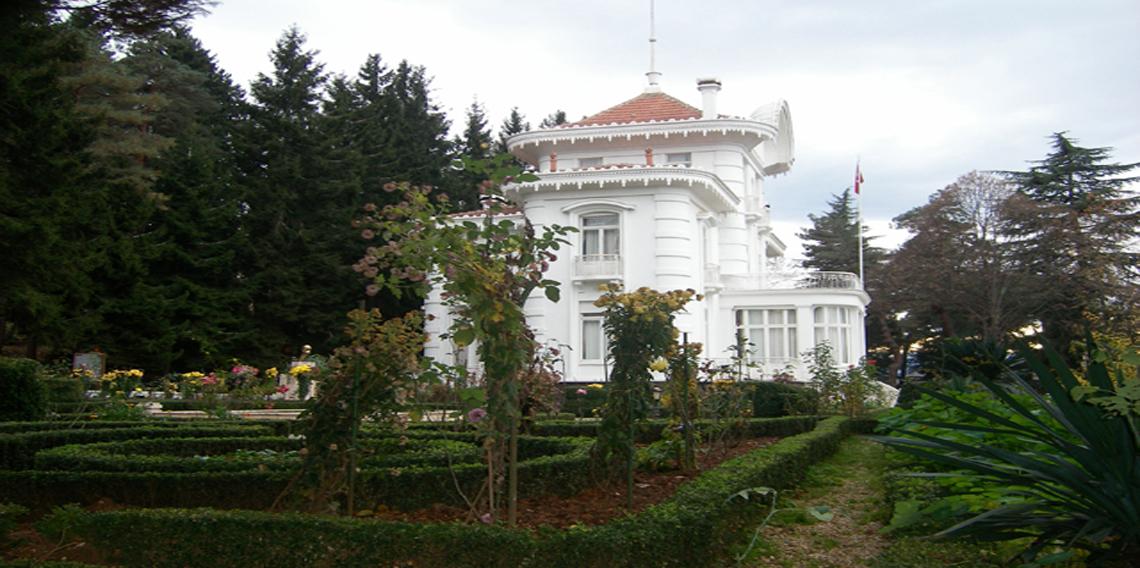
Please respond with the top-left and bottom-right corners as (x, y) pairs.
(0, 423), (280, 470)
(750, 382), (819, 417)
(872, 343), (1140, 566)
(0, 433), (594, 513)
(40, 379), (84, 403)
(0, 359), (46, 422)
(33, 436), (484, 473)
(63, 416), (848, 568)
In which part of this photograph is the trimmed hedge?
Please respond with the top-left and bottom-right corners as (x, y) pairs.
(750, 381), (821, 417)
(33, 436), (483, 473)
(0, 423), (284, 471)
(65, 416), (864, 568)
(0, 433), (595, 513)
(469, 415), (820, 443)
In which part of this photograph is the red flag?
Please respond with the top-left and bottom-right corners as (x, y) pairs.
(855, 163), (864, 194)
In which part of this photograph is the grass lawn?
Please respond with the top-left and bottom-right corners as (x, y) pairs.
(733, 436), (1010, 568)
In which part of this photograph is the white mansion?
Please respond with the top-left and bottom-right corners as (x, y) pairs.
(424, 77), (869, 382)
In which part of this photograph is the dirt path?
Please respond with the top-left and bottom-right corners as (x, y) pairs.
(738, 436), (892, 568)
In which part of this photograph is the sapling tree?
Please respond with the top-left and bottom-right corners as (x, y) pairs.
(353, 155), (573, 525)
(594, 285), (699, 507)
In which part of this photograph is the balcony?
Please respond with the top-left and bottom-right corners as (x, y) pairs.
(800, 271), (861, 289)
(574, 254), (622, 280)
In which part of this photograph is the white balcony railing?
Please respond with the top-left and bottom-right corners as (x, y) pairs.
(800, 271), (861, 289)
(574, 254), (621, 279)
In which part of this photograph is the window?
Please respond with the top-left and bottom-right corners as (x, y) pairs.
(578, 157), (603, 168)
(813, 306), (854, 364)
(581, 316), (606, 361)
(665, 152), (691, 167)
(581, 214), (620, 258)
(736, 309), (797, 362)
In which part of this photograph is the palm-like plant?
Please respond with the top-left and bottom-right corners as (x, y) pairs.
(873, 343), (1140, 566)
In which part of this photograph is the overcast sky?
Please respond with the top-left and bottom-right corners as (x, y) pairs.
(188, 0), (1140, 256)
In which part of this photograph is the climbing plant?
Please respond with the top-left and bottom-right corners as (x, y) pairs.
(353, 155), (573, 525)
(273, 309), (427, 514)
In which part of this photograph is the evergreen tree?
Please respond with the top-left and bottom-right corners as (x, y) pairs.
(539, 110), (567, 129)
(796, 188), (884, 274)
(456, 99), (493, 162)
(1000, 133), (1140, 357)
(238, 26), (363, 364)
(0, 14), (99, 356)
(120, 29), (256, 372)
(449, 99), (495, 210)
(494, 106), (529, 156)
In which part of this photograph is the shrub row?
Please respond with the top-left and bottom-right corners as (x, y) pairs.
(33, 436), (483, 473)
(63, 416), (859, 568)
(445, 415), (820, 442)
(0, 434), (594, 513)
(0, 421), (290, 470)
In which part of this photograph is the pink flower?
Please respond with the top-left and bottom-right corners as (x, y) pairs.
(467, 408), (487, 423)
(576, 389), (587, 396)
(275, 385), (290, 394)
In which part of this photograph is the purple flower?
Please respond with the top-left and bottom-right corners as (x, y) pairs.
(467, 408), (487, 423)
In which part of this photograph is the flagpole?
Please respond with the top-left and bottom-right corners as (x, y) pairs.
(856, 159), (864, 288)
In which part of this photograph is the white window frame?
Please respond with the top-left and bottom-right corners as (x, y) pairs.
(665, 152), (692, 167)
(581, 213), (620, 258)
(578, 157), (603, 168)
(581, 315), (607, 361)
(736, 308), (798, 363)
(813, 306), (854, 365)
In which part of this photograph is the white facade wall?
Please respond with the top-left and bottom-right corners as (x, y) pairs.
(424, 88), (869, 382)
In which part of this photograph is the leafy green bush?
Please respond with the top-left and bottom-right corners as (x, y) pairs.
(0, 424), (279, 470)
(873, 343), (1140, 566)
(750, 382), (819, 417)
(63, 416), (856, 568)
(0, 359), (46, 422)
(33, 436), (483, 473)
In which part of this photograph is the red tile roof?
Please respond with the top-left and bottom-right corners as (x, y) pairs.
(569, 92), (701, 126)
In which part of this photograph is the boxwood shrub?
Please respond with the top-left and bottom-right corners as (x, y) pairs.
(64, 416), (862, 568)
(0, 423), (282, 471)
(33, 436), (483, 473)
(0, 433), (594, 513)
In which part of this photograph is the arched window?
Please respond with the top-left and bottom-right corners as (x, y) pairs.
(581, 213), (620, 258)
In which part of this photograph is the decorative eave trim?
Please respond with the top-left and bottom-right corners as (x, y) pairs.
(503, 166), (741, 212)
(509, 118), (776, 153)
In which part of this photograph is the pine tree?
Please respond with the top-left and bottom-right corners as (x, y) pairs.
(796, 189), (883, 274)
(494, 107), (529, 156)
(539, 110), (567, 129)
(1000, 133), (1140, 357)
(120, 29), (256, 372)
(0, 15), (100, 356)
(238, 26), (364, 363)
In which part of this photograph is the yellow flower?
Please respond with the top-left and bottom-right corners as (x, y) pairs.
(292, 364), (313, 375)
(649, 358), (668, 372)
(266, 367), (279, 379)
(587, 383), (604, 389)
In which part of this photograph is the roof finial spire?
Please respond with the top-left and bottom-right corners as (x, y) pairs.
(645, 0), (662, 93)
